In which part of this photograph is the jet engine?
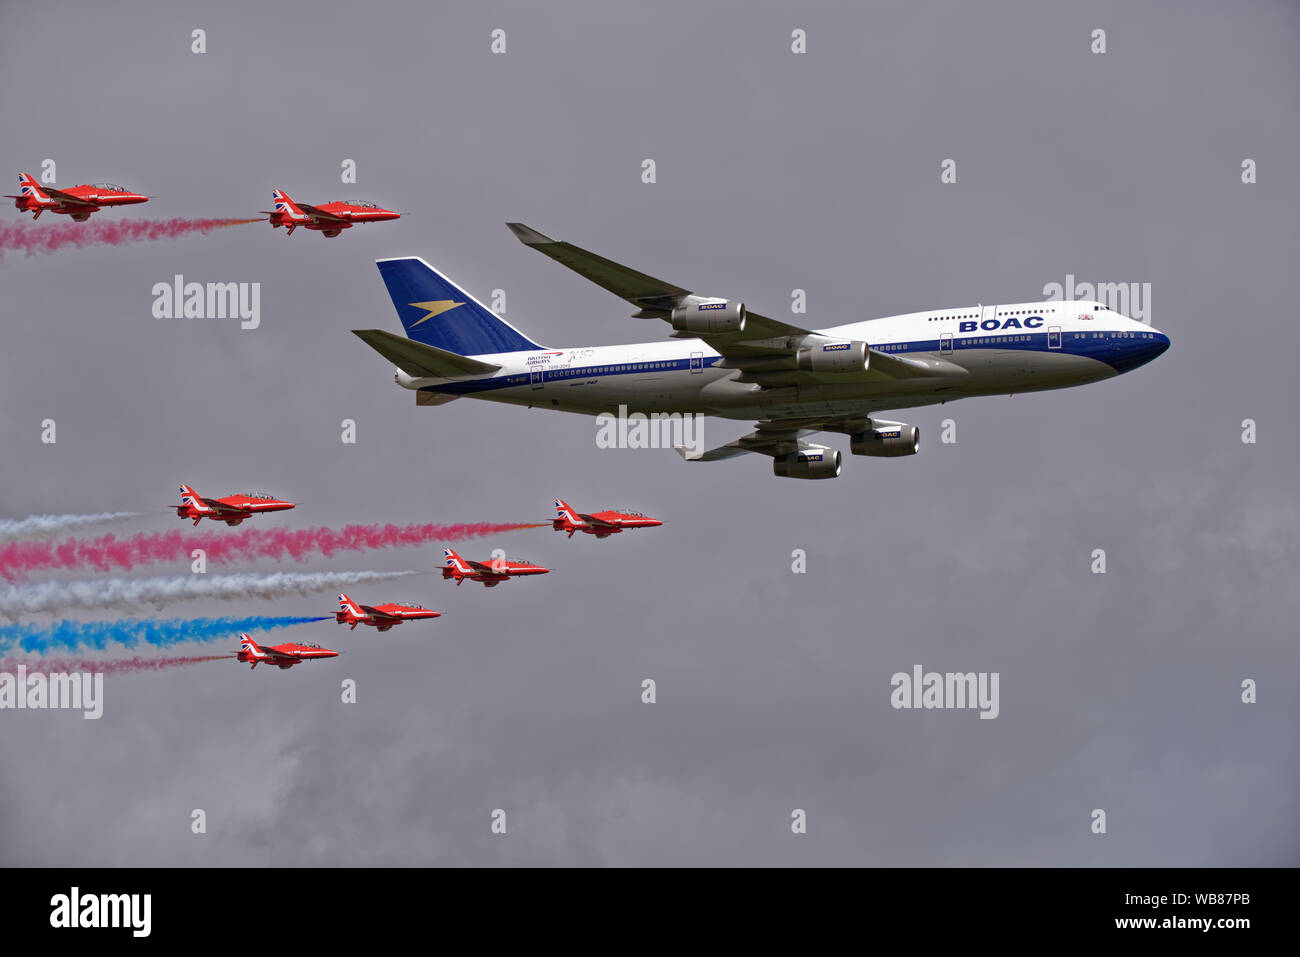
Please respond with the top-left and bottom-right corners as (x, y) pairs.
(850, 424), (919, 456)
(773, 449), (842, 479)
(670, 298), (746, 334)
(796, 340), (869, 373)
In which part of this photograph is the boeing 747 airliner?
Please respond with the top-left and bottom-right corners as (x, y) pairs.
(354, 224), (1169, 479)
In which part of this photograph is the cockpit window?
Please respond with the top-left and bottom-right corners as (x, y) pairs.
(93, 183), (128, 191)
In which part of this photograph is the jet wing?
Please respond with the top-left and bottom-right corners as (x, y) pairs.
(298, 202), (349, 224)
(261, 648), (301, 663)
(206, 499), (253, 515)
(506, 222), (805, 349)
(505, 222), (955, 378)
(41, 186), (98, 206)
(677, 422), (826, 461)
(578, 514), (619, 527)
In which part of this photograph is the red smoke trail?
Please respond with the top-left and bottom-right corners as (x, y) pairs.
(0, 218), (262, 260)
(0, 655), (228, 675)
(0, 522), (546, 580)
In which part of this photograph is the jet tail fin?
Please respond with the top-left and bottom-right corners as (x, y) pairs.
(270, 188), (304, 216)
(375, 257), (544, 357)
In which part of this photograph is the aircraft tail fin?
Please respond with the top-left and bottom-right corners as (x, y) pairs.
(16, 171), (47, 199)
(270, 188), (304, 217)
(443, 547), (472, 574)
(376, 257), (544, 357)
(554, 499), (582, 525)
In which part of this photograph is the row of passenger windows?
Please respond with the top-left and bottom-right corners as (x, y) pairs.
(505, 361), (686, 384)
(550, 361), (680, 377)
(927, 307), (1061, 322)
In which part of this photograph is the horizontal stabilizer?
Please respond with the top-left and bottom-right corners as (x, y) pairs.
(352, 329), (500, 378)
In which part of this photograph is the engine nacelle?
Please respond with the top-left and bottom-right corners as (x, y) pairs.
(670, 298), (746, 334)
(773, 449), (842, 479)
(796, 340), (869, 373)
(850, 424), (919, 457)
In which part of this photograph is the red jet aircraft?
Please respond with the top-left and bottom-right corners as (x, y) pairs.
(261, 188), (399, 237)
(175, 484), (295, 526)
(236, 634), (337, 670)
(553, 499), (663, 539)
(336, 593), (441, 631)
(442, 547), (549, 587)
(7, 171), (148, 221)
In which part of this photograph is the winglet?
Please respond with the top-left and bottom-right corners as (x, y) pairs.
(506, 222), (557, 246)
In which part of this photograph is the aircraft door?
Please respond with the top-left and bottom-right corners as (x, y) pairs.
(690, 352), (703, 373)
(981, 304), (998, 326)
(530, 369), (543, 389)
(1048, 326), (1062, 349)
(940, 333), (953, 354)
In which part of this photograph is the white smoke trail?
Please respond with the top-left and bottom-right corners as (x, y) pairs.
(0, 570), (419, 618)
(0, 512), (139, 542)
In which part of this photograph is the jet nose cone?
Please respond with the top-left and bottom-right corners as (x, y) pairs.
(1112, 328), (1170, 373)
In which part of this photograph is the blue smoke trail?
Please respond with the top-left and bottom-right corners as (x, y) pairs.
(0, 615), (331, 653)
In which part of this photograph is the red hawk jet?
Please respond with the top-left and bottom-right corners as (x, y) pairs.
(336, 593), (441, 631)
(235, 634), (337, 670)
(552, 499), (663, 539)
(442, 547), (549, 587)
(174, 484), (295, 526)
(7, 171), (148, 221)
(261, 188), (399, 238)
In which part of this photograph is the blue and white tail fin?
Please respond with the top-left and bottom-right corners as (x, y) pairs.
(376, 257), (544, 357)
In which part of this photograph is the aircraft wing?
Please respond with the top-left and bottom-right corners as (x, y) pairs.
(506, 222), (805, 347)
(298, 202), (349, 224)
(578, 514), (619, 527)
(505, 222), (958, 381)
(677, 422), (827, 461)
(41, 186), (97, 206)
(679, 415), (917, 462)
(261, 648), (301, 663)
(206, 499), (252, 516)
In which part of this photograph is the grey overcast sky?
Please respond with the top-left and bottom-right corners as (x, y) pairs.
(0, 0), (1296, 865)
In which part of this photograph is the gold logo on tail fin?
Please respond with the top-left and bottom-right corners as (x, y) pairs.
(409, 300), (465, 326)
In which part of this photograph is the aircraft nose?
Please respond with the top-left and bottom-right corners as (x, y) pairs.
(1113, 328), (1169, 373)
